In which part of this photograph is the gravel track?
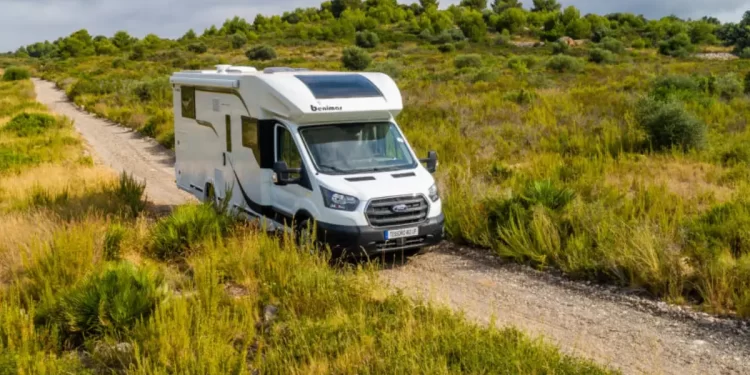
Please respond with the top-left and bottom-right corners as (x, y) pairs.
(34, 78), (750, 375)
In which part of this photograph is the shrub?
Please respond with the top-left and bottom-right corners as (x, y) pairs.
(370, 61), (402, 79)
(116, 172), (146, 218)
(2, 66), (31, 81)
(40, 263), (165, 343)
(504, 89), (537, 104)
(588, 48), (616, 64)
(454, 54), (482, 69)
(3, 113), (58, 137)
(245, 45), (277, 60)
(104, 224), (126, 261)
(355, 31), (380, 49)
(111, 58), (128, 69)
(187, 42), (208, 54)
(149, 204), (233, 260)
(714, 73), (744, 100)
(739, 47), (750, 59)
(472, 68), (499, 83)
(551, 41), (570, 55)
(650, 75), (700, 100)
(449, 28), (466, 41)
(438, 43), (456, 53)
(386, 50), (403, 58)
(658, 32), (694, 57)
(546, 55), (584, 73)
(598, 36), (625, 54)
(688, 201), (750, 259)
(631, 38), (646, 49)
(341, 46), (371, 71)
(636, 97), (707, 151)
(521, 180), (576, 211)
(231, 33), (248, 49)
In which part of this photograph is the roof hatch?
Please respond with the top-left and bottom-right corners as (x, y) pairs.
(295, 74), (384, 99)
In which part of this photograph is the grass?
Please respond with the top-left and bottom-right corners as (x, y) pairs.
(0, 70), (613, 374)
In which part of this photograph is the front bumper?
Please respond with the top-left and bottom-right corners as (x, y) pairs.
(316, 214), (444, 256)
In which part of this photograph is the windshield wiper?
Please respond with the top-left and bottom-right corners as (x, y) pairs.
(318, 164), (348, 173)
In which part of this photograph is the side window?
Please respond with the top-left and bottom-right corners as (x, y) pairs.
(276, 126), (302, 170)
(241, 116), (261, 163)
(181, 86), (195, 119)
(225, 115), (232, 152)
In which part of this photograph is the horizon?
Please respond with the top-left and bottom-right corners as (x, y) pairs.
(3, 0), (749, 51)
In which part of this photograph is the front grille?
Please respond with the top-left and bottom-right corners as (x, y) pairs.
(365, 195), (429, 228)
(375, 236), (427, 251)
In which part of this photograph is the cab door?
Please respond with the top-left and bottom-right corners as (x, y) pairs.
(270, 124), (312, 223)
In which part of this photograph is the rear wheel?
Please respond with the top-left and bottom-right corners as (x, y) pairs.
(205, 183), (216, 205)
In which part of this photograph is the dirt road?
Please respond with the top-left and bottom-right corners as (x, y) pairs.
(34, 78), (750, 375)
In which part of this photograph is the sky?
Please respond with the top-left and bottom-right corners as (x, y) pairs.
(2, 0), (749, 51)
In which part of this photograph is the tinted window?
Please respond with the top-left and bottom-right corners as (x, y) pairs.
(241, 116), (261, 163)
(295, 74), (383, 99)
(277, 127), (302, 171)
(181, 86), (195, 119)
(225, 115), (232, 152)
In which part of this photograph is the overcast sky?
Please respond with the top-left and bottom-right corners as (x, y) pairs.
(3, 0), (749, 51)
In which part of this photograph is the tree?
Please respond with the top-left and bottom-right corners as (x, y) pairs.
(180, 29), (197, 42)
(420, 0), (439, 11)
(565, 18), (591, 39)
(112, 31), (136, 50)
(94, 39), (118, 55)
(491, 0), (521, 13)
(561, 6), (580, 26)
(231, 33), (248, 49)
(494, 8), (527, 33)
(457, 9), (487, 42)
(689, 21), (718, 44)
(460, 0), (486, 11)
(331, 0), (363, 18)
(532, 0), (560, 12)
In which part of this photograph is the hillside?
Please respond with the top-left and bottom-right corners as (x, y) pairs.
(6, 0), (750, 318)
(0, 70), (614, 374)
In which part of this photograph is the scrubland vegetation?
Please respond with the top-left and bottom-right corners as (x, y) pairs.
(7, 0), (750, 319)
(0, 76), (609, 373)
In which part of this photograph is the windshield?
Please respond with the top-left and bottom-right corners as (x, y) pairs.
(299, 122), (417, 174)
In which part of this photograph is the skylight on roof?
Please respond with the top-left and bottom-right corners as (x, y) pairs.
(295, 74), (383, 99)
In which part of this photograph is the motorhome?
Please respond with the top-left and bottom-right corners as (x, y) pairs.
(170, 65), (444, 255)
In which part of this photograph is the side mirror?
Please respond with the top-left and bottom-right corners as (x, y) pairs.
(273, 161), (290, 185)
(420, 151), (438, 174)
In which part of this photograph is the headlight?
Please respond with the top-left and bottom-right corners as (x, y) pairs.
(320, 186), (360, 211)
(428, 184), (440, 202)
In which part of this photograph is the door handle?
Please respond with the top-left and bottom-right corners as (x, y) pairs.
(222, 152), (226, 166)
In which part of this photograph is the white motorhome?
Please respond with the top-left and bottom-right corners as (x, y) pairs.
(170, 65), (443, 255)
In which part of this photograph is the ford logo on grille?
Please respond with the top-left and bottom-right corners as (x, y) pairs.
(391, 204), (408, 213)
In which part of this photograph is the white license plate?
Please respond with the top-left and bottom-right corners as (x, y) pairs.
(385, 227), (418, 240)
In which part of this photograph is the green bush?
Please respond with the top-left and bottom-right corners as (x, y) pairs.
(454, 54), (482, 69)
(636, 97), (707, 151)
(369, 61), (402, 79)
(714, 73), (744, 100)
(341, 46), (371, 71)
(551, 41), (570, 55)
(631, 38), (646, 49)
(588, 48), (616, 64)
(245, 45), (277, 60)
(111, 58), (128, 69)
(658, 32), (694, 58)
(688, 201), (750, 259)
(598, 36), (625, 54)
(739, 47), (750, 59)
(2, 66), (31, 81)
(116, 172), (146, 218)
(355, 31), (380, 49)
(650, 75), (701, 100)
(149, 204), (233, 260)
(187, 42), (208, 54)
(230, 33), (248, 49)
(104, 224), (126, 261)
(39, 263), (165, 343)
(546, 55), (584, 73)
(438, 43), (456, 53)
(3, 113), (58, 137)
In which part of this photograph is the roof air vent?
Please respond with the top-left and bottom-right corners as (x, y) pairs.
(215, 64), (231, 74)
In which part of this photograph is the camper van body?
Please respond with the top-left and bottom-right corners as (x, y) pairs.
(170, 65), (443, 255)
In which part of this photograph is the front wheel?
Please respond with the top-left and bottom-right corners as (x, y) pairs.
(295, 218), (319, 250)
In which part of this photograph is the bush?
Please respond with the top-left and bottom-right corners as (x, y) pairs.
(438, 43), (456, 53)
(551, 41), (570, 55)
(245, 45), (277, 60)
(40, 263), (165, 343)
(658, 32), (694, 58)
(588, 48), (616, 64)
(149, 204), (233, 260)
(650, 75), (701, 100)
(739, 47), (750, 59)
(631, 38), (646, 49)
(386, 50), (403, 58)
(187, 42), (208, 54)
(3, 113), (58, 137)
(341, 46), (371, 71)
(104, 224), (126, 261)
(688, 201), (750, 258)
(598, 36), (625, 54)
(714, 73), (744, 100)
(355, 31), (380, 49)
(370, 61), (403, 79)
(546, 55), (584, 73)
(454, 54), (482, 69)
(2, 66), (31, 81)
(636, 97), (707, 151)
(111, 58), (128, 69)
(116, 172), (146, 218)
(231, 33), (248, 49)
(507, 55), (537, 74)
(504, 89), (537, 105)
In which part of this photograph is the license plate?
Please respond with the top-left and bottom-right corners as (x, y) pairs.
(385, 227), (418, 240)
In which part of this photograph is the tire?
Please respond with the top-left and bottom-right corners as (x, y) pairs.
(295, 217), (318, 250)
(205, 183), (216, 205)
